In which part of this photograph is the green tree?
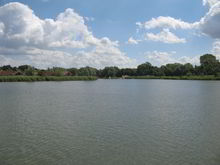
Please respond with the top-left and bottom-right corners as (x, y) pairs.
(200, 54), (219, 75)
(182, 63), (194, 76)
(162, 63), (183, 76)
(18, 65), (35, 76)
(101, 67), (120, 78)
(68, 68), (78, 76)
(25, 68), (35, 76)
(120, 68), (137, 76)
(2, 65), (13, 71)
(78, 67), (97, 76)
(18, 65), (32, 71)
(49, 67), (66, 76)
(152, 66), (164, 76)
(137, 62), (153, 76)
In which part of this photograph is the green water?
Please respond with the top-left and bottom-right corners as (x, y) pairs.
(0, 80), (220, 165)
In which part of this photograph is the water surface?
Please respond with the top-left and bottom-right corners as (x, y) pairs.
(0, 80), (220, 165)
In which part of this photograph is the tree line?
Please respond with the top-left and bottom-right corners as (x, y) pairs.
(0, 54), (220, 77)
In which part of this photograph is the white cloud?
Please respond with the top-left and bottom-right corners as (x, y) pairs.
(145, 51), (200, 66)
(212, 40), (220, 54)
(0, 55), (21, 66)
(136, 1), (220, 40)
(199, 1), (220, 39)
(145, 29), (186, 44)
(211, 40), (220, 60)
(134, 17), (197, 45)
(0, 2), (137, 68)
(137, 16), (198, 30)
(133, 0), (220, 47)
(26, 47), (136, 69)
(0, 22), (4, 36)
(127, 37), (139, 45)
(85, 17), (95, 22)
(203, 0), (219, 7)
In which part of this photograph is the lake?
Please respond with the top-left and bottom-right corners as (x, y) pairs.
(0, 80), (220, 165)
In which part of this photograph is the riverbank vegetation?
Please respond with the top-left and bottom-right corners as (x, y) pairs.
(0, 54), (220, 81)
(0, 76), (97, 82)
(125, 75), (220, 80)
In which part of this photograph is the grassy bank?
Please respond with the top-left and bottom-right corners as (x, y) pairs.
(0, 76), (97, 82)
(125, 75), (220, 80)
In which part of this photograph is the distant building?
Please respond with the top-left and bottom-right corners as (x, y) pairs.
(64, 71), (72, 76)
(0, 71), (17, 76)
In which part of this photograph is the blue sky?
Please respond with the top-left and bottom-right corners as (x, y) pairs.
(0, 0), (220, 68)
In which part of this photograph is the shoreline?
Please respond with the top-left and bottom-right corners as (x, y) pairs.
(124, 76), (220, 80)
(0, 76), (97, 82)
(1, 75), (220, 82)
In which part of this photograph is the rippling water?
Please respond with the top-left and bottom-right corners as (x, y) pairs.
(0, 80), (220, 165)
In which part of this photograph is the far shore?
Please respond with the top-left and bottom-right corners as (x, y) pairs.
(0, 76), (97, 82)
(1, 75), (220, 82)
(124, 75), (220, 80)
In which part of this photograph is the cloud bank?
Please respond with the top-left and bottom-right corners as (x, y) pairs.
(127, 0), (220, 66)
(203, 0), (219, 7)
(136, 16), (198, 30)
(0, 2), (136, 68)
(145, 29), (186, 44)
(130, 0), (220, 45)
(145, 51), (200, 66)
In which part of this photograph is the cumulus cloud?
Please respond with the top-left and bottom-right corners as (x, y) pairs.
(21, 45), (135, 69)
(84, 17), (95, 22)
(133, 0), (220, 45)
(137, 0), (220, 40)
(136, 16), (198, 30)
(0, 2), (96, 49)
(127, 37), (139, 45)
(134, 17), (197, 44)
(145, 29), (186, 44)
(145, 51), (200, 66)
(212, 40), (220, 53)
(211, 40), (220, 59)
(203, 0), (219, 7)
(199, 1), (220, 39)
(0, 2), (136, 68)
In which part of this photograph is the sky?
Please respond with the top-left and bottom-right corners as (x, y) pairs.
(0, 0), (220, 68)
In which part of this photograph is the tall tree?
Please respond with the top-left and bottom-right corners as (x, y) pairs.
(137, 62), (153, 76)
(200, 54), (219, 75)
